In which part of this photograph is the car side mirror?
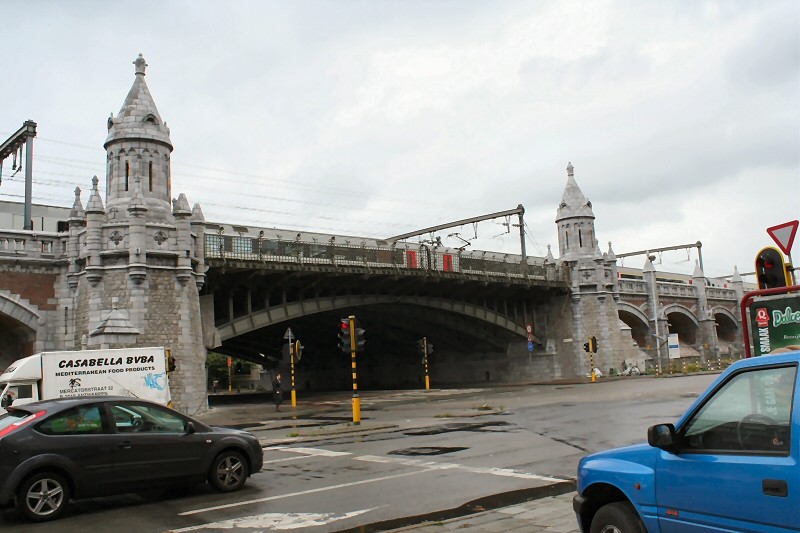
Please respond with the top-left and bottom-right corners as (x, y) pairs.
(186, 421), (196, 435)
(648, 423), (677, 451)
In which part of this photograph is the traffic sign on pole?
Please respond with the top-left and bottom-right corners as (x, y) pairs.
(283, 327), (294, 340)
(767, 220), (798, 256)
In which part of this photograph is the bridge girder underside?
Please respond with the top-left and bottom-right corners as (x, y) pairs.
(202, 264), (566, 371)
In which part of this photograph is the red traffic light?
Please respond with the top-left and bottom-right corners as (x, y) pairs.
(340, 319), (350, 330)
(755, 247), (788, 290)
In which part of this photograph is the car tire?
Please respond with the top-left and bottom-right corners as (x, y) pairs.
(16, 471), (71, 522)
(209, 450), (249, 492)
(590, 501), (646, 533)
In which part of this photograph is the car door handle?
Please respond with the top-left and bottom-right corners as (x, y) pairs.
(762, 479), (788, 497)
(117, 441), (134, 450)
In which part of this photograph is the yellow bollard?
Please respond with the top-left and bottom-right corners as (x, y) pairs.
(352, 394), (361, 424)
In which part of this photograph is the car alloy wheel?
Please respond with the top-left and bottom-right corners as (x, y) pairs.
(17, 472), (71, 522)
(209, 451), (249, 492)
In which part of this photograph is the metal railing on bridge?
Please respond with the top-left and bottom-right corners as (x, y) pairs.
(203, 232), (567, 283)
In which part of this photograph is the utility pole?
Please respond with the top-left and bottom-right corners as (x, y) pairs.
(386, 205), (528, 274)
(0, 121), (37, 230)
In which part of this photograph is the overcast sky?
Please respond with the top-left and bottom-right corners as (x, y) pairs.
(1, 0), (798, 280)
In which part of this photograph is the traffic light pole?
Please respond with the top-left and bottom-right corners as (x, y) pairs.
(349, 315), (361, 425)
(289, 341), (297, 408)
(423, 337), (430, 390)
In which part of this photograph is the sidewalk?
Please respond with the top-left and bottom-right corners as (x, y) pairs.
(194, 395), (582, 533)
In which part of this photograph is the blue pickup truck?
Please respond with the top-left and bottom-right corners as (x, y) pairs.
(573, 351), (799, 532)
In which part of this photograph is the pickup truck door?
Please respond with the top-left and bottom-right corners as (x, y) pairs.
(655, 364), (799, 532)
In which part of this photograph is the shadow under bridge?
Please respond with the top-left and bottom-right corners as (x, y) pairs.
(202, 264), (568, 390)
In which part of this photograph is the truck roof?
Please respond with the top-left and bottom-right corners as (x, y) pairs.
(0, 354), (42, 383)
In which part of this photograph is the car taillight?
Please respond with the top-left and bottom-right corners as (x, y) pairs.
(0, 410), (47, 438)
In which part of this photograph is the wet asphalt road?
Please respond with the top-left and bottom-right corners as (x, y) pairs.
(0, 374), (716, 532)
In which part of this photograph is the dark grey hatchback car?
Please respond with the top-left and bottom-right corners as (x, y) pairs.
(0, 396), (263, 522)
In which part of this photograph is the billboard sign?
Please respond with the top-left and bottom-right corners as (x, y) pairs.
(668, 333), (680, 359)
(750, 295), (800, 356)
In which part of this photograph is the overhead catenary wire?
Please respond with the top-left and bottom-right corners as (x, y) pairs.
(0, 134), (541, 253)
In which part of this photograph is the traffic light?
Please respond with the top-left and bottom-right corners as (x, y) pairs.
(339, 318), (351, 353)
(235, 361), (242, 374)
(589, 336), (598, 353)
(583, 342), (590, 353)
(168, 356), (176, 373)
(354, 326), (366, 352)
(755, 247), (788, 289)
(417, 338), (433, 356)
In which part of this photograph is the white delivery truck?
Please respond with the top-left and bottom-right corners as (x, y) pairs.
(0, 347), (170, 413)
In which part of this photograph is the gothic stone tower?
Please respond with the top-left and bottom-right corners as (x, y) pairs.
(64, 55), (208, 414)
(555, 163), (640, 375)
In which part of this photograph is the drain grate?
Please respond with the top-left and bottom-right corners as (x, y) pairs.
(388, 446), (468, 456)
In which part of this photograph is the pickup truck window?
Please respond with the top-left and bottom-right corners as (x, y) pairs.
(682, 364), (795, 454)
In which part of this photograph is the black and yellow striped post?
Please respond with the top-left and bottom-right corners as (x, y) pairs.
(290, 342), (297, 407)
(349, 315), (361, 425)
(423, 337), (430, 390)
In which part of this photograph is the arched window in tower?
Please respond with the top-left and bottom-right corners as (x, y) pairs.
(125, 161), (129, 192)
(149, 161), (153, 192)
(165, 155), (170, 197)
(564, 225), (569, 249)
(106, 154), (112, 193)
(578, 224), (583, 247)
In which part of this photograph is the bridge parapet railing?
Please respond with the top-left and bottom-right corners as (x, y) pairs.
(617, 278), (648, 294)
(618, 278), (713, 300)
(707, 287), (736, 300)
(656, 280), (697, 297)
(203, 233), (567, 282)
(0, 230), (67, 260)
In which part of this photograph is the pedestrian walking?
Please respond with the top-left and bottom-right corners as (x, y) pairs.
(272, 373), (283, 411)
(212, 379), (219, 393)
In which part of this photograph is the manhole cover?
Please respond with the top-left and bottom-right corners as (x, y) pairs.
(389, 446), (468, 456)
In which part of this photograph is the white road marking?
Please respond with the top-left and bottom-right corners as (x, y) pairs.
(355, 455), (565, 482)
(181, 446), (564, 519)
(170, 507), (379, 531)
(271, 446), (352, 457)
(262, 456), (307, 464)
(178, 470), (425, 516)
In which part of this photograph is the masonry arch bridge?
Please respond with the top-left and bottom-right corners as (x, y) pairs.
(203, 262), (567, 390)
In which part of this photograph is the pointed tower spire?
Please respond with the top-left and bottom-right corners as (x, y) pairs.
(731, 265), (742, 284)
(69, 186), (85, 221)
(105, 54), (172, 150)
(606, 241), (616, 261)
(104, 54), (173, 219)
(555, 162), (599, 260)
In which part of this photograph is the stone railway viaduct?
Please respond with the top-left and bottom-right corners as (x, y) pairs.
(0, 56), (747, 414)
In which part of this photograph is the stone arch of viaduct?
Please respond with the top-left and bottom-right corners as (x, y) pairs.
(0, 290), (43, 364)
(216, 293), (534, 342)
